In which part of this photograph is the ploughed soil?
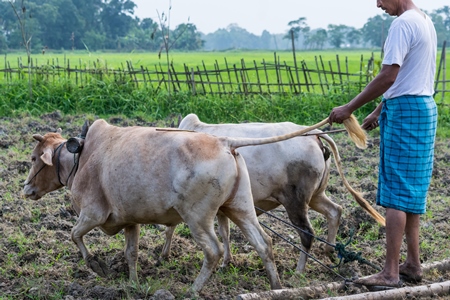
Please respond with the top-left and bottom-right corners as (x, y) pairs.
(0, 112), (449, 299)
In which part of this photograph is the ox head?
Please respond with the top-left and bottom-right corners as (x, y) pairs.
(22, 121), (89, 200)
(22, 128), (67, 200)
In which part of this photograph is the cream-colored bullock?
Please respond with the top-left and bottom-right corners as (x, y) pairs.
(163, 113), (385, 273)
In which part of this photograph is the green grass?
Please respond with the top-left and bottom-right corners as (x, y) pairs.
(3, 49), (380, 71)
(1, 50), (449, 138)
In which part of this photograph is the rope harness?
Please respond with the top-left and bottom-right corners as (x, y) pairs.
(24, 142), (80, 187)
(255, 206), (381, 282)
(55, 142), (80, 186)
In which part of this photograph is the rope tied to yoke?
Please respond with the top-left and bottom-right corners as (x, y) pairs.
(331, 229), (382, 271)
(255, 207), (381, 273)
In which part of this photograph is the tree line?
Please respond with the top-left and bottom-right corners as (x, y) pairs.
(0, 0), (449, 53)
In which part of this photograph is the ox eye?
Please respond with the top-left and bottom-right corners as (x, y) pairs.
(31, 156), (36, 163)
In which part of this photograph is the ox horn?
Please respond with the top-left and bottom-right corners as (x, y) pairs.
(80, 120), (89, 139)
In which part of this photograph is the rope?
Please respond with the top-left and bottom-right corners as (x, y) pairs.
(255, 206), (381, 272)
(258, 221), (348, 281)
(331, 230), (382, 271)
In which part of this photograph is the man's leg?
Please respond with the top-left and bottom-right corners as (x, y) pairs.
(399, 213), (423, 281)
(354, 207), (406, 286)
(383, 208), (407, 279)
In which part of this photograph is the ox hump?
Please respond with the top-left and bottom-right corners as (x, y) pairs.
(180, 132), (229, 161)
(179, 113), (204, 130)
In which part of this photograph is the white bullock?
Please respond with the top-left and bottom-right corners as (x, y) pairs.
(161, 113), (384, 273)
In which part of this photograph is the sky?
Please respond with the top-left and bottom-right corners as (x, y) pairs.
(132, 0), (448, 35)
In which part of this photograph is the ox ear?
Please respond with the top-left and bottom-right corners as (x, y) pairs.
(33, 134), (44, 142)
(41, 148), (53, 166)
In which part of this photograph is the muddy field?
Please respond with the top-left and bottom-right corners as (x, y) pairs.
(0, 112), (449, 299)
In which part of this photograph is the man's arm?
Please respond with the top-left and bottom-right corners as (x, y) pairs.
(328, 64), (400, 124)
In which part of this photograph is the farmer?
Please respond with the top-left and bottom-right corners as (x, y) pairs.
(328, 0), (437, 289)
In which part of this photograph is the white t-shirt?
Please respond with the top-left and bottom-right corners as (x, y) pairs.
(382, 9), (437, 99)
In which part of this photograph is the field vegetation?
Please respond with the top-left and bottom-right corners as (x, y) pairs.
(3, 49), (381, 71)
(2, 50), (449, 136)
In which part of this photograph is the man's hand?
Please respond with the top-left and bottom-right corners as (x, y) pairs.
(328, 104), (352, 125)
(362, 112), (379, 131)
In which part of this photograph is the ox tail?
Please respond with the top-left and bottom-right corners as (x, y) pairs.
(318, 134), (386, 227)
(228, 115), (367, 151)
(228, 118), (329, 150)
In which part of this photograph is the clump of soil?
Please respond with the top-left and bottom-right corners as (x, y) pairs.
(0, 112), (449, 299)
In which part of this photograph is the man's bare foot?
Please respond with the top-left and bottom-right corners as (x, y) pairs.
(353, 273), (403, 288)
(399, 263), (423, 283)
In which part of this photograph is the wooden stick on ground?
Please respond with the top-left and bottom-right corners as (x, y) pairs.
(322, 281), (450, 300)
(237, 259), (450, 300)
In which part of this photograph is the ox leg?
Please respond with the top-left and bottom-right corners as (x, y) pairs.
(124, 224), (140, 282)
(161, 225), (176, 260)
(282, 196), (315, 274)
(185, 216), (223, 293)
(71, 213), (109, 277)
(217, 212), (233, 267)
(220, 154), (282, 290)
(222, 206), (282, 290)
(309, 192), (342, 259)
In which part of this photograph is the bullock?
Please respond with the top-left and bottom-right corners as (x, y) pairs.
(23, 119), (282, 292)
(22, 117), (381, 292)
(159, 113), (385, 273)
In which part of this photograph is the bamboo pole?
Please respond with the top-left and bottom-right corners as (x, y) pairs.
(191, 68), (196, 95)
(322, 281), (450, 300)
(237, 259), (450, 300)
(224, 57), (233, 91)
(183, 64), (191, 92)
(158, 62), (168, 91)
(140, 65), (147, 87)
(319, 55), (330, 92)
(328, 61), (336, 92)
(233, 63), (241, 93)
(170, 62), (180, 91)
(301, 60), (311, 93)
(314, 56), (325, 94)
(336, 54), (343, 85)
(290, 29), (301, 93)
(274, 53), (281, 93)
(196, 66), (206, 94)
(240, 58), (248, 95)
(441, 40), (446, 100)
(202, 60), (213, 94)
(253, 60), (263, 94)
(357, 54), (363, 92)
(214, 60), (224, 94)
(262, 58), (271, 94)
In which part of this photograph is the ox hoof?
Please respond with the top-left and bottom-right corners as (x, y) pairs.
(87, 256), (110, 277)
(219, 259), (235, 269)
(155, 256), (168, 267)
(184, 290), (200, 299)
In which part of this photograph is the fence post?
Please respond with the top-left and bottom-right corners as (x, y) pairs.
(435, 40), (447, 101)
(443, 41), (447, 100)
(191, 68), (196, 95)
(290, 29), (301, 92)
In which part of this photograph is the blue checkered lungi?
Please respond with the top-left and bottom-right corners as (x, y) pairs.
(377, 95), (437, 214)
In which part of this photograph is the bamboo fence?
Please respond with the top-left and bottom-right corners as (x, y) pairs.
(1, 44), (448, 101)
